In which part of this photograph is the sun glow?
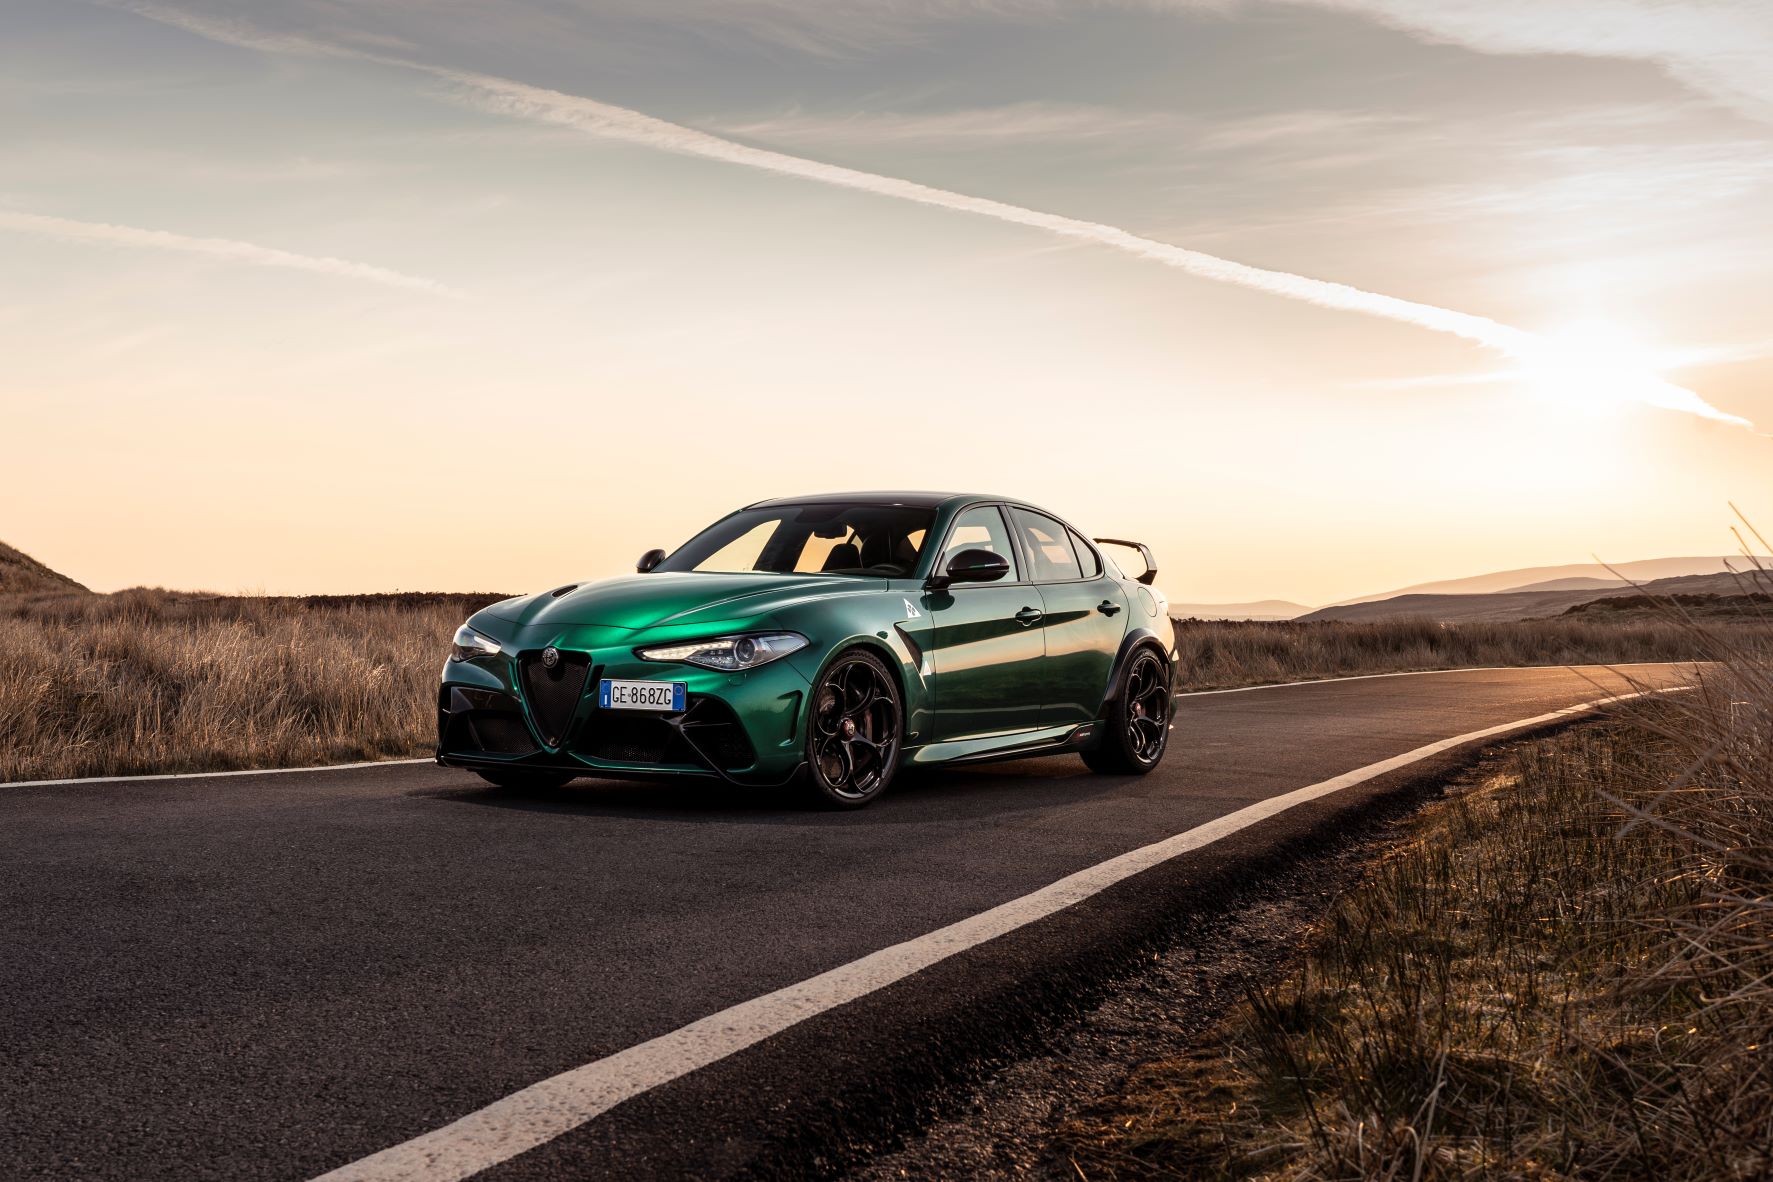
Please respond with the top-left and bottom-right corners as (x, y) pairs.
(1519, 320), (1666, 415)
(1514, 319), (1753, 429)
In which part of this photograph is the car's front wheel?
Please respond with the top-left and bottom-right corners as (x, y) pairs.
(1084, 647), (1173, 774)
(476, 769), (576, 791)
(805, 648), (902, 808)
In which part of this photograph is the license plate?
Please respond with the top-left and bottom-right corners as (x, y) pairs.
(599, 679), (687, 712)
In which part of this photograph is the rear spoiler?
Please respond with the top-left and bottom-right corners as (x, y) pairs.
(1093, 538), (1157, 586)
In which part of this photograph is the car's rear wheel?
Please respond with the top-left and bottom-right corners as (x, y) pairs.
(1084, 647), (1173, 774)
(475, 769), (576, 791)
(805, 649), (902, 808)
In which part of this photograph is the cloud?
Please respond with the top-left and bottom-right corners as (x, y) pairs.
(0, 210), (460, 297)
(1280, 0), (1773, 123)
(101, 0), (1773, 122)
(93, 1), (1758, 429)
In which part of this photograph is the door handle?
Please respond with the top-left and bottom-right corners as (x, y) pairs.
(1014, 606), (1044, 626)
(1098, 599), (1122, 616)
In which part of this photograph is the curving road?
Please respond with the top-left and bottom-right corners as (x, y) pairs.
(1, 664), (1691, 1181)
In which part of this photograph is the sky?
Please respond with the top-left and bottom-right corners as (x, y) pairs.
(3, 0), (1771, 605)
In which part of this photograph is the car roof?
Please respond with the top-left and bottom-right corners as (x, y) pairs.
(743, 491), (1004, 511)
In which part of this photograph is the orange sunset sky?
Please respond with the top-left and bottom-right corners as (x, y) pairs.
(4, 0), (1770, 605)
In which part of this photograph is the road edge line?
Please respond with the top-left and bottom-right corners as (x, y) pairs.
(4, 758), (432, 789)
(1178, 660), (1695, 696)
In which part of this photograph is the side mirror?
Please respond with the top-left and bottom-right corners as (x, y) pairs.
(927, 548), (1011, 590)
(636, 548), (666, 573)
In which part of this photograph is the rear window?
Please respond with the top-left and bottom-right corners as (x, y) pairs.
(1069, 529), (1102, 578)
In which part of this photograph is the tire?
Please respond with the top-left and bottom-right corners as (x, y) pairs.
(475, 769), (576, 791)
(803, 648), (903, 809)
(1083, 646), (1173, 774)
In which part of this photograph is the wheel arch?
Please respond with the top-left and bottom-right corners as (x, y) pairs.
(1099, 626), (1176, 711)
(803, 635), (914, 736)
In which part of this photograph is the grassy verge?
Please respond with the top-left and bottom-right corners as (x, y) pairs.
(1060, 657), (1773, 1180)
(0, 589), (506, 782)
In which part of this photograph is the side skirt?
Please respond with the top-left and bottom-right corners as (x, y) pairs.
(909, 723), (1099, 768)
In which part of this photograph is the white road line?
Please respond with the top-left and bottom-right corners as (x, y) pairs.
(308, 687), (1675, 1182)
(3, 758), (431, 789)
(1178, 660), (1694, 697)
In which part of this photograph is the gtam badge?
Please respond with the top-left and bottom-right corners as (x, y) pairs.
(541, 646), (561, 670)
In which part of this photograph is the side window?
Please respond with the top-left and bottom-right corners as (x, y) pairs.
(1068, 529), (1102, 578)
(1010, 508), (1082, 582)
(940, 505), (1019, 581)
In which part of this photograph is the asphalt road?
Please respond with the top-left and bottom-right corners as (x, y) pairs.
(2, 664), (1692, 1182)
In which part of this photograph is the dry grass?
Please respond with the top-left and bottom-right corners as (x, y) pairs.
(1173, 615), (1772, 691)
(1062, 639), (1773, 1180)
(0, 589), (505, 782)
(2, 585), (1765, 783)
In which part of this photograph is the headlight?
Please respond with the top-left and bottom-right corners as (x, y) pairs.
(637, 632), (808, 671)
(450, 623), (503, 662)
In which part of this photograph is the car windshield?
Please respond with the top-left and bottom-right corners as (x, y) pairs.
(657, 502), (936, 577)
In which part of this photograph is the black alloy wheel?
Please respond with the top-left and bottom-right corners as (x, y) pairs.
(805, 649), (902, 808)
(1084, 648), (1173, 774)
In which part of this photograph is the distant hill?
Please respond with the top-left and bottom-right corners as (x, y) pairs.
(1329, 557), (1740, 607)
(1565, 589), (1773, 621)
(1496, 576), (1629, 595)
(1170, 599), (1311, 621)
(1301, 572), (1762, 624)
(0, 540), (87, 595)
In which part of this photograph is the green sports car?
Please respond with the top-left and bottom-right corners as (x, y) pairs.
(437, 492), (1177, 807)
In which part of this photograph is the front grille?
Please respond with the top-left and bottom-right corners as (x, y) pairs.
(518, 650), (592, 746)
(470, 713), (536, 754)
(579, 713), (676, 765)
(575, 695), (756, 771)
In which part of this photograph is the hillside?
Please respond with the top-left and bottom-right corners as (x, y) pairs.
(1564, 589), (1773, 622)
(0, 540), (87, 595)
(1327, 556), (1739, 607)
(1497, 575), (1629, 594)
(1300, 571), (1760, 624)
(1170, 599), (1312, 621)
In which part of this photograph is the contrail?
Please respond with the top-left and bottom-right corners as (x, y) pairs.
(422, 68), (1756, 429)
(0, 210), (460, 297)
(93, 2), (1756, 429)
(440, 70), (1533, 353)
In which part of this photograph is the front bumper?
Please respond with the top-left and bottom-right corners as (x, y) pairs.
(437, 641), (811, 785)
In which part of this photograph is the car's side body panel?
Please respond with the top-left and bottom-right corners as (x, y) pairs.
(1029, 576), (1126, 726)
(920, 581), (1047, 741)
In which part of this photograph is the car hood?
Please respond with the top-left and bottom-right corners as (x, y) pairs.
(477, 572), (879, 631)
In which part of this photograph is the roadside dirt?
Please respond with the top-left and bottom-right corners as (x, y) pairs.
(838, 745), (1530, 1181)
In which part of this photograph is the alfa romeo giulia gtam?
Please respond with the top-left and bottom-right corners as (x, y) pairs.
(437, 492), (1176, 807)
